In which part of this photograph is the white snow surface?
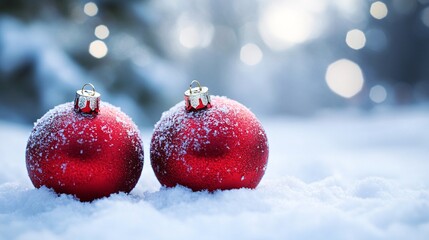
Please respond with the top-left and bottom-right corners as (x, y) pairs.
(1, 108), (429, 240)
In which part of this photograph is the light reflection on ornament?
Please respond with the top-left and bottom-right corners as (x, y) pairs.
(240, 43), (263, 66)
(346, 29), (366, 50)
(84, 2), (98, 17)
(89, 40), (108, 59)
(325, 59), (364, 98)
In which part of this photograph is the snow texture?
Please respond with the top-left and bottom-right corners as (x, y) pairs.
(1, 108), (429, 239)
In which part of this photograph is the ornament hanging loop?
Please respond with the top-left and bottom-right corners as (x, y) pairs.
(81, 83), (96, 96)
(184, 80), (211, 111)
(189, 80), (202, 93)
(74, 83), (101, 115)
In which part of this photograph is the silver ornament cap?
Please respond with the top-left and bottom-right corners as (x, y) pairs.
(74, 83), (100, 114)
(184, 80), (211, 111)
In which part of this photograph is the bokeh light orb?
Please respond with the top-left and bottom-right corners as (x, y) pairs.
(369, 85), (387, 103)
(84, 2), (98, 17)
(259, 2), (315, 50)
(346, 29), (366, 50)
(89, 40), (108, 59)
(240, 43), (263, 66)
(325, 59), (364, 98)
(370, 1), (388, 20)
(95, 25), (110, 40)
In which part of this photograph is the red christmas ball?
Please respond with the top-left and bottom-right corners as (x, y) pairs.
(26, 86), (144, 201)
(150, 94), (269, 191)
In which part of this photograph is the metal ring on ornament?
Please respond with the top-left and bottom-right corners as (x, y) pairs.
(81, 83), (96, 96)
(189, 80), (202, 93)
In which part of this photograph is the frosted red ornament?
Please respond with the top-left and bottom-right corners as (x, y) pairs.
(150, 80), (269, 191)
(26, 84), (144, 201)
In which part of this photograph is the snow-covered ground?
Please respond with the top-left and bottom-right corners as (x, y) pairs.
(1, 108), (429, 240)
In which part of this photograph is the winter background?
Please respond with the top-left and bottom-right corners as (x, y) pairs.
(1, 0), (429, 239)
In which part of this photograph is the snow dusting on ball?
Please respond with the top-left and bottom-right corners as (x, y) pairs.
(26, 101), (144, 201)
(150, 96), (269, 191)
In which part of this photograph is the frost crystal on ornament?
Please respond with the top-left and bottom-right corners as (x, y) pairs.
(190, 96), (200, 108)
(201, 94), (210, 106)
(78, 96), (87, 109)
(76, 95), (99, 111)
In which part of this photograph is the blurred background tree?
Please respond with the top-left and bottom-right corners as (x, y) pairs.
(0, 0), (428, 126)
